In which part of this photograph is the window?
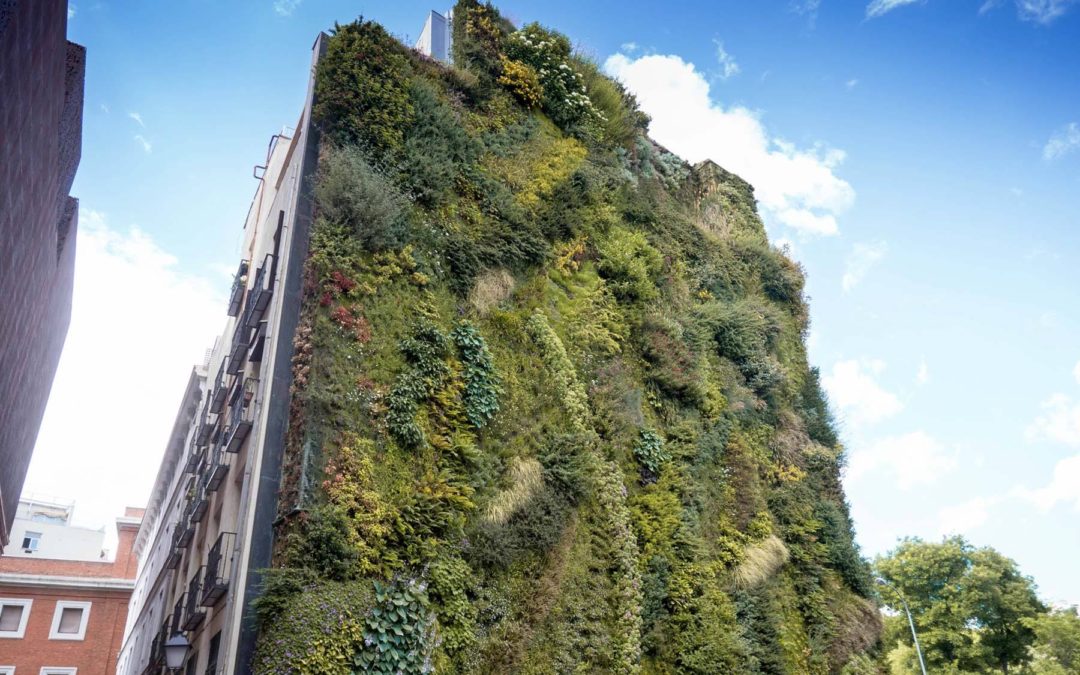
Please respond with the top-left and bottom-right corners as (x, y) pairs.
(184, 649), (199, 675)
(0, 599), (32, 638)
(48, 602), (90, 640)
(40, 669), (77, 675)
(0, 665), (14, 675)
(21, 532), (41, 552)
(205, 632), (221, 675)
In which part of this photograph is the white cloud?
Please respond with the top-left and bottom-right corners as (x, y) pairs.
(847, 431), (957, 489)
(100, 103), (110, 114)
(791, 0), (822, 21)
(979, 0), (1005, 14)
(1027, 394), (1080, 446)
(620, 42), (639, 53)
(1016, 0), (1079, 23)
(134, 134), (152, 154)
(846, 78), (860, 90)
(866, 0), (924, 19)
(1044, 122), (1080, 160)
(823, 358), (903, 427)
(24, 209), (223, 539)
(713, 40), (740, 80)
(273, 0), (302, 16)
(604, 53), (854, 237)
(842, 241), (887, 292)
(1073, 360), (1080, 385)
(937, 496), (997, 535)
(1016, 454), (1080, 511)
(917, 359), (929, 385)
(68, 4), (76, 19)
(128, 111), (145, 128)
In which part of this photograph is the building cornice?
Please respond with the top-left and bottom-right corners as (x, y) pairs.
(0, 572), (135, 591)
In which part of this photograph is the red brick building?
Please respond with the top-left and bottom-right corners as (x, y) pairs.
(0, 0), (85, 552)
(0, 507), (141, 675)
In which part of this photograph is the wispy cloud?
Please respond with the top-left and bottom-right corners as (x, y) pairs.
(605, 52), (854, 237)
(620, 42), (639, 53)
(846, 78), (860, 90)
(790, 0), (822, 27)
(847, 430), (957, 489)
(24, 208), (223, 539)
(823, 358), (903, 427)
(937, 496), (999, 535)
(917, 359), (929, 385)
(128, 111), (145, 128)
(273, 0), (302, 16)
(1027, 394), (1080, 447)
(68, 4), (76, 19)
(1015, 454), (1080, 511)
(1043, 122), (1080, 160)
(100, 103), (110, 114)
(1016, 0), (1079, 23)
(713, 40), (740, 80)
(842, 241), (887, 292)
(866, 0), (924, 19)
(134, 134), (152, 154)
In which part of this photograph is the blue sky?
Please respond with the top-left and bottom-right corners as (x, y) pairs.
(31, 0), (1079, 604)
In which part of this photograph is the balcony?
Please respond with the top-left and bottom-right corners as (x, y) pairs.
(186, 480), (209, 525)
(224, 377), (258, 453)
(248, 321), (267, 363)
(226, 260), (250, 317)
(244, 253), (276, 328)
(146, 619), (169, 672)
(164, 542), (181, 569)
(201, 532), (235, 607)
(204, 444), (231, 492)
(182, 568), (206, 631)
(227, 324), (250, 375)
(195, 415), (215, 447)
(183, 442), (203, 474)
(210, 360), (229, 414)
(172, 594), (186, 634)
(173, 517), (194, 549)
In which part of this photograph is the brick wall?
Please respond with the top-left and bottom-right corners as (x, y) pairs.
(0, 518), (138, 672)
(0, 0), (84, 548)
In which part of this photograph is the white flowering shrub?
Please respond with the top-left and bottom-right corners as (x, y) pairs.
(504, 23), (605, 136)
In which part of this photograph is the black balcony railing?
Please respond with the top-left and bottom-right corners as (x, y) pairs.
(226, 260), (250, 317)
(195, 413), (214, 447)
(225, 377), (258, 453)
(210, 360), (229, 414)
(244, 253), (276, 329)
(248, 320), (267, 363)
(201, 532), (236, 607)
(182, 441), (203, 474)
(182, 568), (206, 631)
(164, 538), (181, 569)
(172, 594), (186, 634)
(227, 324), (250, 375)
(204, 443), (231, 492)
(173, 516), (194, 549)
(187, 481), (209, 524)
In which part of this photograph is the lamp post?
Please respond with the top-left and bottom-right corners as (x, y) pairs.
(163, 634), (191, 672)
(876, 577), (928, 675)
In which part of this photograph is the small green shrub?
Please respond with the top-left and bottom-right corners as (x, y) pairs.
(633, 428), (669, 481)
(387, 318), (452, 448)
(401, 81), (480, 207)
(451, 322), (501, 428)
(281, 504), (361, 581)
(315, 19), (414, 153)
(253, 579), (373, 674)
(315, 144), (408, 253)
(596, 226), (663, 303)
(353, 578), (436, 674)
(497, 56), (543, 108)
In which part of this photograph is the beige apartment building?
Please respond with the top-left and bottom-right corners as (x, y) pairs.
(115, 34), (327, 675)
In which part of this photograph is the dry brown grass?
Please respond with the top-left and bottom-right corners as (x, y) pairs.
(469, 268), (515, 314)
(482, 457), (544, 525)
(732, 535), (790, 590)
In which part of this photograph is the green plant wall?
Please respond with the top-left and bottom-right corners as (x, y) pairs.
(254, 5), (882, 673)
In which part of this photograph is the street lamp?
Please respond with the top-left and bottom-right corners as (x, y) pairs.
(164, 634), (191, 672)
(876, 577), (928, 675)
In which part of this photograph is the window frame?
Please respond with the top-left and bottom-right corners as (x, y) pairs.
(48, 601), (91, 641)
(39, 669), (77, 675)
(21, 531), (41, 552)
(0, 665), (15, 675)
(0, 598), (33, 639)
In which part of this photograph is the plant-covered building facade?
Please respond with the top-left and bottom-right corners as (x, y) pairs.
(252, 3), (883, 673)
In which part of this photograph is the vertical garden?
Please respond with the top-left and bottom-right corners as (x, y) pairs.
(253, 2), (882, 672)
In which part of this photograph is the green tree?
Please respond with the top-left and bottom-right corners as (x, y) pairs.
(876, 537), (1045, 674)
(1025, 607), (1080, 674)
